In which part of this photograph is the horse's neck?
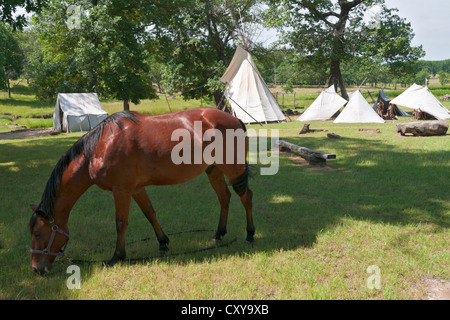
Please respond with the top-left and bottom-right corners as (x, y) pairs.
(52, 156), (93, 226)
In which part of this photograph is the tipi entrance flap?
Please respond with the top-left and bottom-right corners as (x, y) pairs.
(373, 90), (410, 117)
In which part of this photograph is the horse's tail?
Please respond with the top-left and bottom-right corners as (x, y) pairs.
(231, 119), (253, 197)
(231, 162), (249, 197)
(237, 119), (247, 133)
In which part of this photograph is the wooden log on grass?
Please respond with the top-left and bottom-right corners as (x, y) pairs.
(277, 139), (336, 164)
(327, 133), (342, 139)
(396, 120), (449, 136)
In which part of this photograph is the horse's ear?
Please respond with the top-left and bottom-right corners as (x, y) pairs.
(30, 204), (46, 218)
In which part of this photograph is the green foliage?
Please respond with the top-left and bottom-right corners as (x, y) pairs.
(418, 59), (450, 75)
(28, 0), (157, 106)
(282, 78), (293, 93)
(0, 22), (23, 91)
(0, 0), (47, 29)
(438, 72), (449, 87)
(265, 0), (424, 92)
(155, 0), (260, 103)
(414, 68), (430, 86)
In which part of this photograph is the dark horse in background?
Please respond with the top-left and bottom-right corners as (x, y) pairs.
(29, 107), (254, 274)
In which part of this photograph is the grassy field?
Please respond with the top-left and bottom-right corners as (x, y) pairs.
(0, 83), (208, 132)
(0, 83), (449, 300)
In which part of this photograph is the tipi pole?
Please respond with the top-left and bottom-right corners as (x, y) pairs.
(228, 96), (263, 126)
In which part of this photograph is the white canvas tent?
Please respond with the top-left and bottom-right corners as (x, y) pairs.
(297, 85), (347, 121)
(53, 93), (108, 132)
(334, 90), (385, 123)
(390, 84), (450, 120)
(220, 47), (286, 124)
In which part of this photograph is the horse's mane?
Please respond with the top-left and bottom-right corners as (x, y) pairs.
(35, 111), (139, 220)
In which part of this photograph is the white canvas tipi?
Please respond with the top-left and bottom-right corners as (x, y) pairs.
(220, 47), (286, 124)
(390, 84), (450, 120)
(297, 85), (347, 121)
(334, 90), (385, 123)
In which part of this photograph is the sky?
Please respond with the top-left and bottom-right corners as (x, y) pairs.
(383, 0), (450, 61)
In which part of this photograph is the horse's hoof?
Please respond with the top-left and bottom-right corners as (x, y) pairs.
(106, 257), (118, 267)
(159, 244), (169, 256)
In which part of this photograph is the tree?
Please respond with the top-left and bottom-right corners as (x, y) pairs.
(0, 0), (47, 29)
(415, 67), (430, 86)
(282, 78), (293, 92)
(266, 0), (424, 99)
(0, 22), (23, 98)
(29, 0), (157, 109)
(154, 0), (264, 108)
(439, 71), (449, 87)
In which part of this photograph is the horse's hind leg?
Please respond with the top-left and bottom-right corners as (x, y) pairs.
(205, 165), (231, 242)
(132, 188), (169, 254)
(226, 163), (255, 243)
(239, 187), (254, 243)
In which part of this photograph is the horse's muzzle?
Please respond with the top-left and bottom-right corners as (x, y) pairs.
(32, 262), (52, 275)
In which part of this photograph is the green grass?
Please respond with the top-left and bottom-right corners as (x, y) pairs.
(1, 117), (449, 300)
(0, 82), (449, 300)
(0, 81), (207, 131)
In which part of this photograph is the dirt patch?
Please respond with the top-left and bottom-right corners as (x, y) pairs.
(0, 128), (57, 140)
(423, 277), (450, 300)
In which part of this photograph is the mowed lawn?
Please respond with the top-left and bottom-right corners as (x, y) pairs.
(0, 84), (449, 300)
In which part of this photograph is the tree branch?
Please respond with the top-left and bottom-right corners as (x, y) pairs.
(339, 0), (364, 10)
(298, 0), (338, 28)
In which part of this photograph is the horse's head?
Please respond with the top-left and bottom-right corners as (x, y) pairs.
(29, 205), (70, 275)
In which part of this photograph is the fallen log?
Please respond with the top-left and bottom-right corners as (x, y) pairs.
(396, 120), (449, 136)
(327, 133), (342, 139)
(277, 139), (336, 164)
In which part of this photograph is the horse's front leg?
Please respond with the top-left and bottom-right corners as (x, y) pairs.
(108, 188), (132, 266)
(132, 188), (170, 255)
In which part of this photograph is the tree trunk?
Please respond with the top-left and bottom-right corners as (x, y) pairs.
(7, 77), (11, 99)
(328, 60), (348, 100)
(123, 99), (130, 111)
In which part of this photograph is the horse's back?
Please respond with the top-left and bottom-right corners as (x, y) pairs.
(89, 108), (246, 190)
(141, 107), (243, 131)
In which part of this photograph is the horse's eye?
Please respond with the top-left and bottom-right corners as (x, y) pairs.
(33, 232), (41, 238)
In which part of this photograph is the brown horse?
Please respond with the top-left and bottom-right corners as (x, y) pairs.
(29, 107), (254, 274)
